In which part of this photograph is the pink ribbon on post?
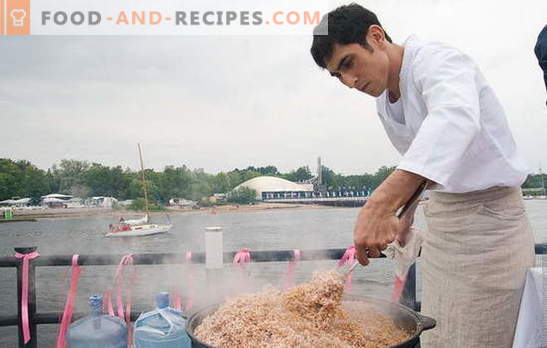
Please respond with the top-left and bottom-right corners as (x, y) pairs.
(14, 251), (40, 344)
(56, 255), (81, 348)
(337, 246), (356, 292)
(283, 249), (301, 290)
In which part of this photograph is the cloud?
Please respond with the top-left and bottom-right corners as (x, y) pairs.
(1, 0), (546, 174)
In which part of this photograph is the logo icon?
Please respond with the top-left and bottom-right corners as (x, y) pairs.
(10, 9), (26, 27)
(1, 0), (30, 35)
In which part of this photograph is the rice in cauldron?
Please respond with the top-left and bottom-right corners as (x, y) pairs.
(194, 270), (410, 347)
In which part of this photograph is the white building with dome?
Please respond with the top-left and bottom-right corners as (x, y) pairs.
(234, 176), (314, 200)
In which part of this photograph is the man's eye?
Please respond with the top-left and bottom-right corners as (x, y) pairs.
(343, 59), (352, 69)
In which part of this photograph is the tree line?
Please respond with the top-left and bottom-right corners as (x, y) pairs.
(5, 157), (544, 204)
(0, 158), (402, 204)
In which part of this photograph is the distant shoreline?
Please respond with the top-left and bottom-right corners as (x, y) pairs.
(7, 203), (341, 220)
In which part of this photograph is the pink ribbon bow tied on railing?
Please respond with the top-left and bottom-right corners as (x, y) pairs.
(56, 255), (81, 348)
(174, 251), (195, 312)
(114, 254), (136, 321)
(337, 246), (356, 292)
(283, 249), (301, 290)
(14, 251), (40, 344)
(103, 289), (115, 316)
(233, 248), (251, 268)
(233, 249), (252, 290)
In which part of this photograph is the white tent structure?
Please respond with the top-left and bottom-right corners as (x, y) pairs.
(234, 176), (313, 200)
(41, 193), (73, 199)
(0, 198), (31, 207)
(41, 197), (68, 208)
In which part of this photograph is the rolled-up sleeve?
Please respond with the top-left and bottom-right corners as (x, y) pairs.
(397, 47), (481, 189)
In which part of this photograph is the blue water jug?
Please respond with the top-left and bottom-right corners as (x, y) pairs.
(67, 295), (127, 348)
(134, 292), (191, 348)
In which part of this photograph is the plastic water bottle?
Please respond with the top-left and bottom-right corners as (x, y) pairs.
(67, 295), (127, 348)
(134, 292), (191, 348)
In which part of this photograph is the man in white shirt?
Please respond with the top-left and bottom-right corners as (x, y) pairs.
(311, 4), (535, 347)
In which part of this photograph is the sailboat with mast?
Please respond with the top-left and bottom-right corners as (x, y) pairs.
(105, 144), (173, 237)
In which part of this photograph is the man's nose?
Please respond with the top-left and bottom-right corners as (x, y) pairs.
(340, 73), (357, 89)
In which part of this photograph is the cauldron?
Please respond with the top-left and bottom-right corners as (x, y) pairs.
(186, 295), (436, 348)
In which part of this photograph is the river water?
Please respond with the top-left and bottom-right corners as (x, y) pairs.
(1, 201), (546, 346)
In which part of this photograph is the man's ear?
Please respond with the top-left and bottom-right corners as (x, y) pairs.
(367, 25), (387, 49)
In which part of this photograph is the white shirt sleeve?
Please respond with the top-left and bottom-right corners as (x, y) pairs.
(397, 46), (481, 189)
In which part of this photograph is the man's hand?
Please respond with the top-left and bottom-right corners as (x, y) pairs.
(353, 169), (425, 266)
(354, 203), (402, 265)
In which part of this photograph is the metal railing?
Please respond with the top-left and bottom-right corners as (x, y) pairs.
(1, 244), (546, 347)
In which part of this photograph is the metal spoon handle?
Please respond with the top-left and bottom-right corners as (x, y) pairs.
(344, 260), (359, 276)
(397, 181), (428, 219)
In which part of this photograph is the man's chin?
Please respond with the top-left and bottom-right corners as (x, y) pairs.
(366, 88), (383, 98)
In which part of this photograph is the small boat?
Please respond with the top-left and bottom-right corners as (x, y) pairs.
(105, 223), (172, 237)
(105, 144), (172, 238)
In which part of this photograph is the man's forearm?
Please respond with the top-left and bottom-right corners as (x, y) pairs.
(365, 169), (426, 215)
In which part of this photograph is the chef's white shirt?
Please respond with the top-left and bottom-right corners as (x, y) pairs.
(377, 35), (529, 193)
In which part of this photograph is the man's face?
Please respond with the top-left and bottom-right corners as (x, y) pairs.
(325, 40), (390, 97)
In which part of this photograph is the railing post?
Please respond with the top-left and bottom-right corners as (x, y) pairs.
(15, 247), (38, 348)
(204, 227), (224, 303)
(400, 262), (417, 311)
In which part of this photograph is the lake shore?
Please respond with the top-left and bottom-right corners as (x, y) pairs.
(7, 202), (339, 220)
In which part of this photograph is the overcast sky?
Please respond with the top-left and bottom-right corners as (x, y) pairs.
(1, 0), (546, 175)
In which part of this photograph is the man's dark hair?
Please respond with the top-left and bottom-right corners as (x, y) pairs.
(311, 3), (392, 69)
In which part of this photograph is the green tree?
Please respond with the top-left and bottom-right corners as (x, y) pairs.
(158, 165), (192, 201)
(0, 159), (51, 201)
(227, 187), (257, 204)
(283, 166), (313, 182)
(51, 159), (91, 196)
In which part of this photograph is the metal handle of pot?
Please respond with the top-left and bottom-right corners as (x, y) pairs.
(417, 313), (436, 331)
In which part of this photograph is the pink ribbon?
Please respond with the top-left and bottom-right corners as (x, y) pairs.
(113, 254), (137, 346)
(283, 249), (301, 290)
(233, 248), (251, 267)
(184, 251), (195, 310)
(103, 290), (115, 316)
(391, 276), (407, 302)
(233, 248), (251, 289)
(337, 246), (356, 292)
(174, 251), (195, 311)
(56, 255), (81, 348)
(114, 254), (136, 321)
(173, 289), (182, 311)
(14, 251), (40, 344)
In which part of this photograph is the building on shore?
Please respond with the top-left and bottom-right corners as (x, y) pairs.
(85, 196), (118, 208)
(0, 198), (31, 208)
(168, 198), (197, 208)
(234, 176), (313, 200)
(40, 194), (73, 208)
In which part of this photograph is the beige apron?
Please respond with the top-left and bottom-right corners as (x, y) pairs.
(420, 186), (535, 348)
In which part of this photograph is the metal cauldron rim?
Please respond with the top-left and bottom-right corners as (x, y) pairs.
(186, 295), (435, 348)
